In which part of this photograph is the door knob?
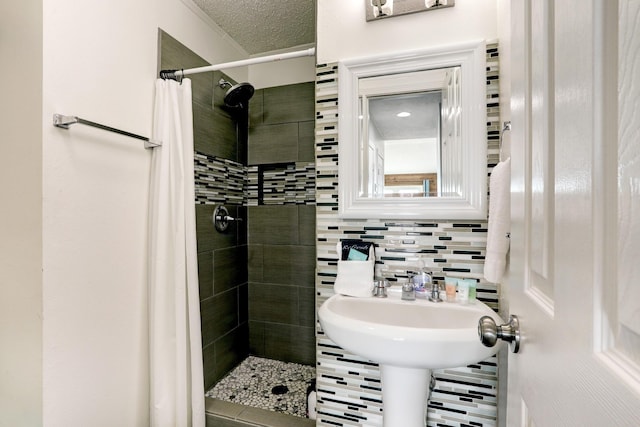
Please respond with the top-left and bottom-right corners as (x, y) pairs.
(478, 315), (520, 353)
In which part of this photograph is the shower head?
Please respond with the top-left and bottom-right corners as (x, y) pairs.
(218, 78), (255, 108)
(225, 82), (255, 107)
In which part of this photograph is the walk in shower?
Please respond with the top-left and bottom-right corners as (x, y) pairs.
(159, 30), (317, 425)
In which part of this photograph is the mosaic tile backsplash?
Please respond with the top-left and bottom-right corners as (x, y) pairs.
(314, 42), (502, 426)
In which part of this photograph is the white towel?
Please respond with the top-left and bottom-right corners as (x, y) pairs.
(484, 158), (511, 283)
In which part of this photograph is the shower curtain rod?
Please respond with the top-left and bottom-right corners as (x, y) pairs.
(53, 114), (161, 149)
(159, 47), (316, 80)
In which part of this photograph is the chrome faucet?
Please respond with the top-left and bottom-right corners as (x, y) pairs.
(401, 282), (415, 301)
(429, 282), (443, 302)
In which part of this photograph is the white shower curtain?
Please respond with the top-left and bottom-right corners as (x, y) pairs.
(148, 78), (205, 427)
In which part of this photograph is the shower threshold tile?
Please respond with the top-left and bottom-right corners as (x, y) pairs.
(205, 356), (316, 419)
(206, 399), (315, 427)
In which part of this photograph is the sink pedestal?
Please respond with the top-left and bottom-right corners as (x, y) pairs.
(380, 365), (430, 427)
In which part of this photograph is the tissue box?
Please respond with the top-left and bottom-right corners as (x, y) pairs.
(333, 242), (375, 297)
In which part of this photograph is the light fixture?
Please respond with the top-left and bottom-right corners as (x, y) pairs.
(396, 111), (411, 118)
(365, 0), (454, 22)
(426, 0), (447, 8)
(371, 0), (393, 18)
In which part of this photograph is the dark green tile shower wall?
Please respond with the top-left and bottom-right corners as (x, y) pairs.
(247, 83), (316, 366)
(159, 30), (249, 391)
(248, 83), (316, 165)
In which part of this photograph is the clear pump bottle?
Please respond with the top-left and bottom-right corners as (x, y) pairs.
(411, 261), (432, 298)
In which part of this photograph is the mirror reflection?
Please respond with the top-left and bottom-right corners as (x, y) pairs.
(358, 66), (461, 199)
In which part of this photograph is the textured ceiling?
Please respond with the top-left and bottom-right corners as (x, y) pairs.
(369, 92), (442, 140)
(192, 0), (316, 55)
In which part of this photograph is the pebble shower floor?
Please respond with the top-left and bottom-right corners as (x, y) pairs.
(205, 356), (316, 418)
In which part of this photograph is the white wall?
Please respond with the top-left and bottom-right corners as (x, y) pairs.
(384, 139), (439, 174)
(38, 1), (245, 426)
(249, 53), (316, 89)
(0, 2), (43, 426)
(317, 0), (498, 64)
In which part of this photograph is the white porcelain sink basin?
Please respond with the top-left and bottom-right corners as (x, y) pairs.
(318, 289), (504, 426)
(318, 290), (502, 369)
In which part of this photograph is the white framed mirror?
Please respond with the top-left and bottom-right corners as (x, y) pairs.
(338, 40), (487, 219)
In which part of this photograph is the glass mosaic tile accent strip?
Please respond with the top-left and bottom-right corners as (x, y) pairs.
(314, 42), (502, 427)
(205, 356), (316, 419)
(261, 162), (316, 205)
(246, 166), (259, 206)
(194, 152), (246, 205)
(486, 43), (502, 167)
(195, 155), (316, 206)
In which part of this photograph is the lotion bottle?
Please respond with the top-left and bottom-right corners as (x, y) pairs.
(457, 280), (469, 304)
(465, 279), (477, 304)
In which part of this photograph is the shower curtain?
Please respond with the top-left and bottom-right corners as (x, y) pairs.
(148, 78), (205, 427)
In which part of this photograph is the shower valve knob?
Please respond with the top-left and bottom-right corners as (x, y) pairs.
(216, 215), (241, 222)
(213, 205), (242, 233)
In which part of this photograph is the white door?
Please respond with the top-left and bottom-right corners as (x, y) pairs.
(507, 0), (640, 425)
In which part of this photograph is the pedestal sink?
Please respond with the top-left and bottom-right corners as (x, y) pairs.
(318, 288), (504, 427)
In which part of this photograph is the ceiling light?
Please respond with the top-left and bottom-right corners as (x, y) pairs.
(396, 111), (411, 118)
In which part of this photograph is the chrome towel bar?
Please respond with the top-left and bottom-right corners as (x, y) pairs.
(53, 114), (161, 149)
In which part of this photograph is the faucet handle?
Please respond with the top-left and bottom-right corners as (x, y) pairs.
(372, 279), (388, 298)
(429, 282), (443, 302)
